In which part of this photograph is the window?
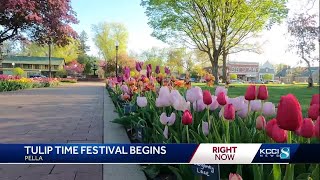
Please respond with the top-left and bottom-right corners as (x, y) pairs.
(266, 68), (268, 72)
(2, 63), (10, 68)
(44, 65), (49, 69)
(34, 65), (40, 69)
(23, 64), (32, 69)
(54, 65), (59, 70)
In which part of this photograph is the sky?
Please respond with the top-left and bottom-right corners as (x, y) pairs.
(71, 0), (319, 67)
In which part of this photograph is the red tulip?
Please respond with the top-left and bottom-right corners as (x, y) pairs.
(266, 118), (277, 137)
(257, 85), (268, 100)
(245, 85), (256, 101)
(276, 94), (303, 131)
(271, 125), (288, 143)
(182, 110), (193, 125)
(203, 90), (212, 105)
(217, 92), (227, 106)
(308, 104), (320, 120)
(224, 104), (235, 120)
(299, 118), (315, 138)
(256, 115), (266, 130)
(310, 94), (320, 105)
(314, 117), (319, 138)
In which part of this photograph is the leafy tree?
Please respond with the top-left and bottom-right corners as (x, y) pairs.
(288, 13), (319, 87)
(12, 67), (24, 76)
(64, 60), (84, 76)
(0, 0), (78, 45)
(140, 47), (167, 68)
(230, 73), (237, 80)
(56, 69), (67, 78)
(167, 48), (185, 74)
(141, 0), (288, 84)
(92, 22), (128, 62)
(79, 31), (90, 55)
(21, 38), (80, 63)
(263, 74), (273, 81)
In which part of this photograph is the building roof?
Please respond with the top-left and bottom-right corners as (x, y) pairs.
(2, 56), (65, 66)
(228, 61), (259, 65)
(275, 68), (289, 77)
(259, 68), (275, 74)
(298, 67), (319, 77)
(260, 61), (274, 69)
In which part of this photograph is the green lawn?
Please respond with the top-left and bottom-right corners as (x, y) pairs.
(194, 83), (319, 115)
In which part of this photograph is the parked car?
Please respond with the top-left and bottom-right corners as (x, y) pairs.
(29, 74), (47, 78)
(190, 78), (196, 82)
(250, 80), (264, 84)
(229, 79), (244, 84)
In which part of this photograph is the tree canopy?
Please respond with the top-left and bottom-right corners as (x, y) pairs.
(141, 0), (288, 84)
(0, 0), (78, 45)
(92, 22), (128, 62)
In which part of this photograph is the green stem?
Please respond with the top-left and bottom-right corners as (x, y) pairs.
(247, 101), (251, 119)
(186, 125), (190, 143)
(207, 106), (210, 127)
(225, 120), (230, 143)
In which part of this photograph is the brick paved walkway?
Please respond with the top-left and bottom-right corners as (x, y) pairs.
(0, 82), (104, 180)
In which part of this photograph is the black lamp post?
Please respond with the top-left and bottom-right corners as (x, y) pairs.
(48, 40), (52, 78)
(115, 41), (119, 77)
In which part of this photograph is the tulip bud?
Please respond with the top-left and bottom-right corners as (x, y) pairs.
(203, 90), (212, 105)
(202, 121), (209, 136)
(136, 96), (147, 108)
(308, 103), (320, 120)
(299, 118), (315, 138)
(262, 102), (276, 116)
(257, 85), (268, 100)
(256, 115), (266, 130)
(310, 94), (320, 106)
(217, 92), (227, 106)
(276, 94), (303, 131)
(155, 65), (160, 74)
(182, 110), (193, 125)
(245, 85), (256, 101)
(224, 104), (235, 120)
(271, 125), (288, 143)
(229, 173), (243, 180)
(266, 119), (277, 137)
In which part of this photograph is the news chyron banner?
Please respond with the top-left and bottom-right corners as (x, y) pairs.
(0, 144), (319, 164)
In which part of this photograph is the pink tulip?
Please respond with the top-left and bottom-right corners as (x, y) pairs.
(163, 125), (169, 139)
(160, 112), (176, 126)
(250, 100), (262, 111)
(228, 97), (245, 111)
(262, 102), (276, 116)
(236, 102), (250, 118)
(271, 124), (288, 143)
(156, 86), (171, 107)
(137, 96), (148, 108)
(171, 90), (190, 111)
(229, 173), (243, 180)
(256, 115), (266, 130)
(215, 86), (228, 96)
(186, 86), (203, 103)
(209, 96), (219, 110)
(193, 99), (206, 112)
(120, 84), (130, 94)
(202, 121), (209, 136)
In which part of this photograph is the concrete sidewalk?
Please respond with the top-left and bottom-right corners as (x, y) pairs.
(103, 89), (146, 180)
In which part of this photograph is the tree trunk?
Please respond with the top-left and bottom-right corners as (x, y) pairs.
(306, 61), (313, 87)
(222, 48), (228, 83)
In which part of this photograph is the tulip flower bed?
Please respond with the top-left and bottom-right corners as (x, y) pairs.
(0, 75), (60, 92)
(106, 63), (319, 180)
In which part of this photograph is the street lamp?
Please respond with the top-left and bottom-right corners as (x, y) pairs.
(12, 62), (15, 68)
(39, 69), (41, 75)
(115, 41), (119, 77)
